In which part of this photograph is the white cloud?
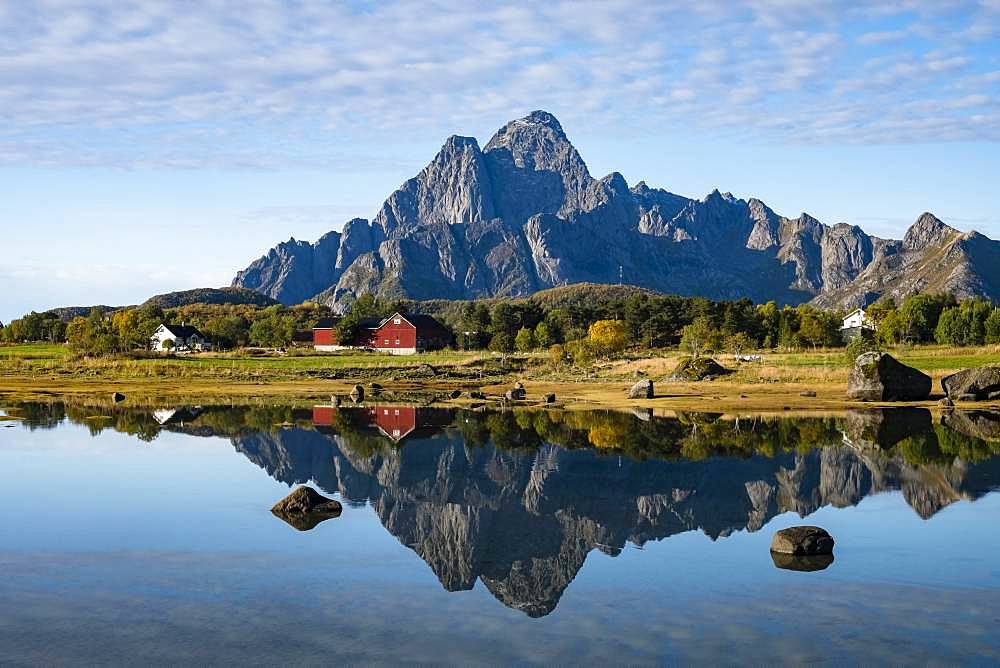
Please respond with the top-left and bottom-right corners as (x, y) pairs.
(0, 0), (997, 169)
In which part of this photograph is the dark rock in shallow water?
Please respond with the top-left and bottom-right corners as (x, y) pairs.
(271, 486), (342, 531)
(669, 356), (731, 381)
(628, 379), (654, 399)
(770, 526), (834, 555)
(942, 366), (1000, 400)
(847, 352), (931, 401)
(770, 552), (835, 572)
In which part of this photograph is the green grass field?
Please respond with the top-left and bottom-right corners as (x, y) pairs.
(773, 345), (1000, 373)
(2, 342), (998, 387)
(0, 343), (483, 381)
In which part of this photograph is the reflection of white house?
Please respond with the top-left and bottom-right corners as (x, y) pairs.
(150, 324), (210, 352)
(153, 406), (203, 425)
(840, 308), (875, 341)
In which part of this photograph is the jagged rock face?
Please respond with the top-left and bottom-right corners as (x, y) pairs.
(232, 111), (1000, 309)
(232, 231), (341, 305)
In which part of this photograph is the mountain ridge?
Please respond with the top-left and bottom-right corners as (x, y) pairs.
(233, 111), (1000, 310)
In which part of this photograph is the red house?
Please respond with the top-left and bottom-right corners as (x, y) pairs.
(313, 312), (451, 355)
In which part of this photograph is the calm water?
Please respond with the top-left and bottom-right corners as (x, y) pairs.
(1, 401), (1000, 665)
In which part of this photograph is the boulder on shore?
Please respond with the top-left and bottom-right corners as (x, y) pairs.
(449, 389), (462, 399)
(669, 356), (732, 381)
(271, 486), (343, 531)
(349, 384), (364, 402)
(942, 366), (1000, 400)
(111, 392), (126, 403)
(505, 387), (526, 401)
(541, 393), (556, 404)
(628, 379), (654, 399)
(846, 352), (931, 401)
(770, 526), (835, 556)
(414, 364), (437, 378)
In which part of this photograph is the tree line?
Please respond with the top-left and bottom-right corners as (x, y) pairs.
(3, 287), (998, 358)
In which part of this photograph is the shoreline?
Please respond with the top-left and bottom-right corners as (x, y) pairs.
(3, 375), (997, 416)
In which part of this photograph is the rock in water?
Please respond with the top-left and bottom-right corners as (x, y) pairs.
(271, 486), (343, 531)
(350, 384), (364, 402)
(628, 379), (654, 399)
(942, 366), (1000, 400)
(669, 357), (732, 381)
(846, 352), (931, 401)
(770, 526), (834, 555)
(770, 552), (835, 572)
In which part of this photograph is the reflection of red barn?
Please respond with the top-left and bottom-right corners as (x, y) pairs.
(313, 312), (451, 355)
(311, 405), (453, 443)
(367, 405), (417, 441)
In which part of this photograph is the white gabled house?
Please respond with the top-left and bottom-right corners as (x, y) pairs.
(150, 323), (210, 352)
(840, 308), (875, 341)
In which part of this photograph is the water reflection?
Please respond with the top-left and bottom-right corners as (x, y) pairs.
(5, 401), (1000, 617)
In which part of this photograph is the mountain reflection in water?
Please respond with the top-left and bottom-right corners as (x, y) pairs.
(6, 401), (1000, 617)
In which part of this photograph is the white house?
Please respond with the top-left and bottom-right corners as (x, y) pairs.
(840, 308), (875, 341)
(150, 323), (210, 352)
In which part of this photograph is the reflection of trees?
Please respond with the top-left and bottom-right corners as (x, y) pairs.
(6, 399), (1000, 618)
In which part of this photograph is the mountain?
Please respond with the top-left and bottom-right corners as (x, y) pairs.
(142, 287), (279, 309)
(233, 111), (1000, 309)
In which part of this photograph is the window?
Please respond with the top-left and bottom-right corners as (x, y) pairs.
(394, 409), (399, 415)
(384, 409), (388, 415)
(393, 318), (401, 325)
(395, 339), (400, 345)
(384, 339), (390, 345)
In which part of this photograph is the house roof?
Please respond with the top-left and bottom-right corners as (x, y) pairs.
(377, 312), (450, 336)
(161, 323), (204, 339)
(313, 317), (339, 329)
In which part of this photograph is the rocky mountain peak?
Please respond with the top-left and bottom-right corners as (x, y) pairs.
(903, 212), (957, 250)
(233, 112), (1000, 311)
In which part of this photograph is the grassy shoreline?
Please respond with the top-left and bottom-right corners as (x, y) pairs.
(3, 342), (1000, 412)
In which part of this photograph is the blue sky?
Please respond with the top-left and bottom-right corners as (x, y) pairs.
(2, 0), (999, 323)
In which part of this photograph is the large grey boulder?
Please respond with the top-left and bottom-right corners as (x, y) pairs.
(628, 379), (654, 399)
(942, 366), (1000, 400)
(847, 352), (931, 401)
(271, 486), (343, 531)
(770, 526), (834, 555)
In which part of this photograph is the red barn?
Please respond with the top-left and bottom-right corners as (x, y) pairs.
(313, 312), (450, 355)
